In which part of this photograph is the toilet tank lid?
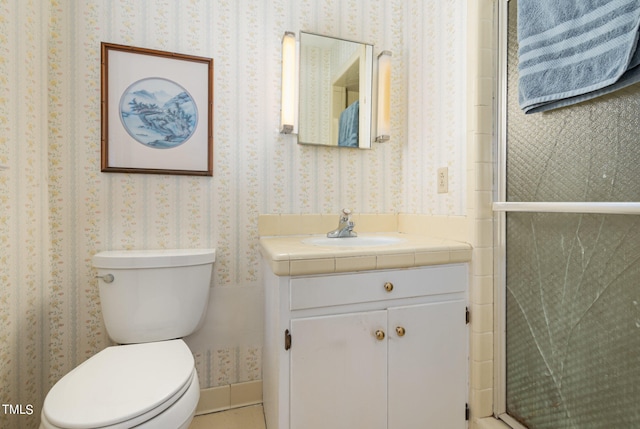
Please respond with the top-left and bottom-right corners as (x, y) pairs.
(92, 248), (216, 269)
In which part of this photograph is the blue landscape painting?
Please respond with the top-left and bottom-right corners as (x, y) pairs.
(119, 77), (198, 149)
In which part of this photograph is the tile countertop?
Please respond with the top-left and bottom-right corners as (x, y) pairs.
(259, 232), (472, 276)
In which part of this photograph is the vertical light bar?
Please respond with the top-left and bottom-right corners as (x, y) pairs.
(280, 31), (296, 134)
(376, 50), (392, 142)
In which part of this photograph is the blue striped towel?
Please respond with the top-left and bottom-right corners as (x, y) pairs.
(518, 0), (640, 113)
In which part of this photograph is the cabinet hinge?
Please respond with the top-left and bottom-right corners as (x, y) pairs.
(284, 329), (292, 351)
(466, 307), (470, 324)
(465, 403), (470, 421)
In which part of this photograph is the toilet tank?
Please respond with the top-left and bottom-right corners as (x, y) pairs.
(92, 249), (216, 344)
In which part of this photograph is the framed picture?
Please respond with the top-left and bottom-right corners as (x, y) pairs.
(101, 43), (213, 176)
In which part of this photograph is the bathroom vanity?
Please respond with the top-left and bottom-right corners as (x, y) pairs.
(260, 233), (471, 429)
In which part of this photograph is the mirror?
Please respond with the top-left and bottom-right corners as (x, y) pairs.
(298, 32), (373, 149)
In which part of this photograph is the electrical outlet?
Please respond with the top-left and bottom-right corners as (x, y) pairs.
(437, 167), (448, 193)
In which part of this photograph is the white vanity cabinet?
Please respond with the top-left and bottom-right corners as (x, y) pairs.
(263, 262), (468, 429)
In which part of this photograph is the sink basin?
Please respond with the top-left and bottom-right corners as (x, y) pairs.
(302, 236), (404, 247)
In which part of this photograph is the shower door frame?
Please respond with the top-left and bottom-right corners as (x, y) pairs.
(492, 1), (640, 427)
(492, 1), (513, 425)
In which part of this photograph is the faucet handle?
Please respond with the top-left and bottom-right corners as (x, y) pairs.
(326, 208), (357, 238)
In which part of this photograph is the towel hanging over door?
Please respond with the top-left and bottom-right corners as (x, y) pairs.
(518, 0), (640, 113)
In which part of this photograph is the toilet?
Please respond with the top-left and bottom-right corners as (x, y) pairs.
(40, 248), (216, 429)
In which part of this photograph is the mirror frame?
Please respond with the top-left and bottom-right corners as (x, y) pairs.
(297, 32), (374, 149)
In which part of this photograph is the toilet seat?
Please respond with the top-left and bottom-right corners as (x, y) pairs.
(41, 340), (196, 429)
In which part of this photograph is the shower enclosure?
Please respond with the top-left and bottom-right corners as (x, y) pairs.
(494, 1), (640, 428)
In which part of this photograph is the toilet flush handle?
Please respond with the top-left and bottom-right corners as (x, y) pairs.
(95, 274), (115, 283)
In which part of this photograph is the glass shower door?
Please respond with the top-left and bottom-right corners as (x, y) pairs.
(499, 1), (640, 428)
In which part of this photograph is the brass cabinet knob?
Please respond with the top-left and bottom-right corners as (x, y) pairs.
(396, 326), (406, 337)
(384, 282), (394, 292)
(375, 330), (385, 341)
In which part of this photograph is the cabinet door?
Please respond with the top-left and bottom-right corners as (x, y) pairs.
(290, 311), (388, 429)
(388, 300), (467, 429)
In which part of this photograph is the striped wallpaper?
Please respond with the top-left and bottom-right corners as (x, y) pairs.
(0, 0), (466, 427)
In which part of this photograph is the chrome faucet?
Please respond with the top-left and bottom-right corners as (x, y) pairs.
(327, 208), (357, 238)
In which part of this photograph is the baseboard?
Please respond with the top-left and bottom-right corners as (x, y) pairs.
(195, 380), (263, 415)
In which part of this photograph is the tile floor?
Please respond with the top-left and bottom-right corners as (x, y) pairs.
(190, 405), (266, 429)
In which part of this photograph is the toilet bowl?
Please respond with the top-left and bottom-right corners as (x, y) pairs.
(40, 249), (216, 429)
(40, 340), (199, 429)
